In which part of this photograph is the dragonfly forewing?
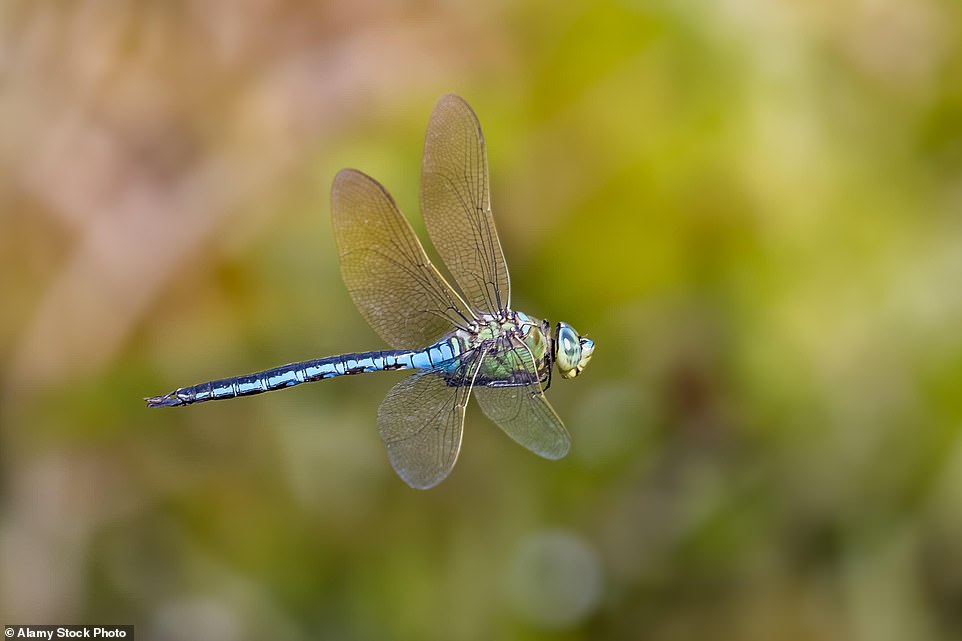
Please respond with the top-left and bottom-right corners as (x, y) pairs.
(421, 94), (510, 315)
(332, 168), (472, 350)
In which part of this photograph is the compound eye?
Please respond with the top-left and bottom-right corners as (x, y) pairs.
(556, 323), (582, 376)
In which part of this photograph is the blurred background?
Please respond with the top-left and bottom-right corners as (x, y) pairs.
(2, 1), (961, 639)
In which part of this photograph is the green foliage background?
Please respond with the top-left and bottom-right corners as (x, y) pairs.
(2, 1), (961, 639)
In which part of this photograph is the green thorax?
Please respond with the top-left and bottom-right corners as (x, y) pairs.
(454, 311), (550, 386)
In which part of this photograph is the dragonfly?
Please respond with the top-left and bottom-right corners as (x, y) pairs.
(146, 94), (594, 489)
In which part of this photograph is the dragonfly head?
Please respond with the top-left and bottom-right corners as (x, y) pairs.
(554, 322), (594, 379)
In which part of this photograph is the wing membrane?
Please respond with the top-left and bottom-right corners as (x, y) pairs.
(421, 94), (510, 315)
(473, 336), (570, 459)
(377, 352), (484, 489)
(331, 168), (472, 350)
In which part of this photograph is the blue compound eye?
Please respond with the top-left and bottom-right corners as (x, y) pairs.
(555, 322), (582, 378)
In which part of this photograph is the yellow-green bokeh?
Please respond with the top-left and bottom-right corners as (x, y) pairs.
(2, 1), (961, 640)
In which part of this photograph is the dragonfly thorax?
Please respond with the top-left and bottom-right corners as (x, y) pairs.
(462, 311), (546, 353)
(457, 312), (593, 383)
(452, 311), (550, 385)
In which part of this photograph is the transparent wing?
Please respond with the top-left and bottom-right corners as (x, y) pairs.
(473, 336), (570, 459)
(377, 352), (484, 489)
(474, 386), (570, 460)
(421, 94), (510, 315)
(332, 168), (473, 350)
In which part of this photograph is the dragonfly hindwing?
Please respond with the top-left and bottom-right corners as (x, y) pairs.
(377, 350), (485, 489)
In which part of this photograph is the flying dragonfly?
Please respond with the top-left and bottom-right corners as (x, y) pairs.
(146, 94), (594, 489)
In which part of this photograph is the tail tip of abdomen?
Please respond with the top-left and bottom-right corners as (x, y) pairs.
(145, 391), (185, 408)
